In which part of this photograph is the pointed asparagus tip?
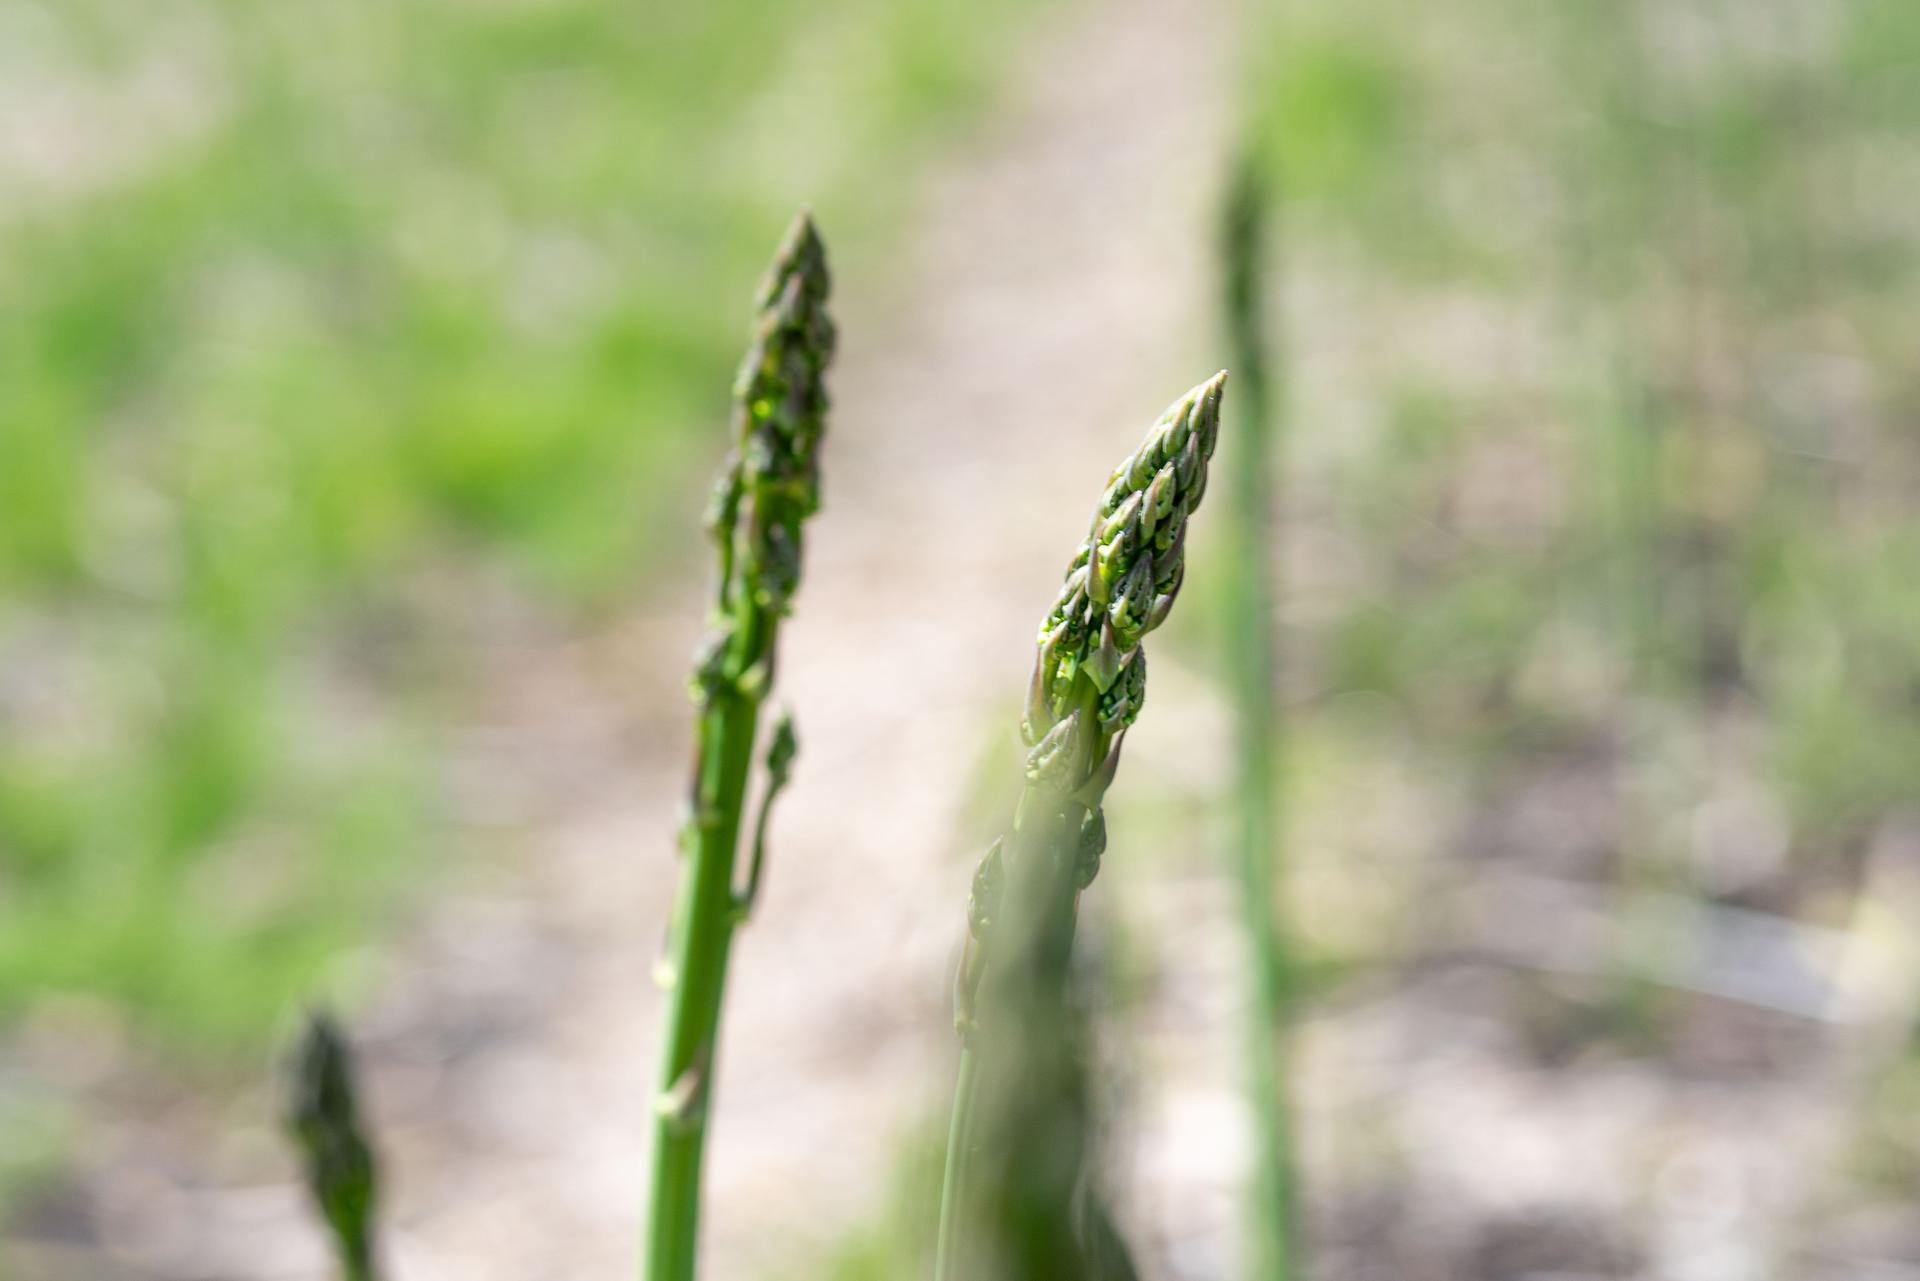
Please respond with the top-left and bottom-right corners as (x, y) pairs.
(785, 206), (825, 262)
(1191, 370), (1228, 448)
(1162, 370), (1228, 438)
(756, 208), (831, 311)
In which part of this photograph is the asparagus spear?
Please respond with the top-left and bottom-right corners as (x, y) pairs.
(287, 1011), (384, 1281)
(937, 372), (1227, 1281)
(644, 210), (834, 1281)
(1220, 152), (1299, 1281)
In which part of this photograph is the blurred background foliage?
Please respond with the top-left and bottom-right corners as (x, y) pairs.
(0, 0), (1041, 1052)
(7, 0), (1920, 1270)
(1227, 3), (1920, 1252)
(1245, 0), (1920, 914)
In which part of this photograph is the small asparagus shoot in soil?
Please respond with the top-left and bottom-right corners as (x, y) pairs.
(643, 210), (834, 1281)
(287, 1011), (384, 1281)
(936, 372), (1227, 1281)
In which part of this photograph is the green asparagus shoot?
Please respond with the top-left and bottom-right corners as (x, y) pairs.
(1220, 149), (1299, 1281)
(287, 1010), (384, 1281)
(937, 372), (1227, 1281)
(643, 209), (834, 1281)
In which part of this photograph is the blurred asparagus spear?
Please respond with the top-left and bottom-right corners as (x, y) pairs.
(287, 1011), (383, 1281)
(644, 211), (834, 1281)
(1220, 151), (1298, 1281)
(936, 373), (1227, 1281)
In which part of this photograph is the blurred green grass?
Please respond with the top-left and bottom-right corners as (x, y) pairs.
(0, 0), (1043, 1054)
(1239, 0), (1920, 885)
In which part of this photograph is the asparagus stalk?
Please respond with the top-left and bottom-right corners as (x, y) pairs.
(936, 373), (1228, 1281)
(1220, 152), (1299, 1281)
(644, 211), (834, 1281)
(287, 1011), (384, 1281)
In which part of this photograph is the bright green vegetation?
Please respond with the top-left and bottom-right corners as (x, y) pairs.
(0, 0), (1045, 1055)
(645, 213), (832, 1281)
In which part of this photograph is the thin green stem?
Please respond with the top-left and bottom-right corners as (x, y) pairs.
(933, 1046), (979, 1281)
(1221, 153), (1297, 1281)
(646, 686), (763, 1281)
(935, 798), (1090, 1281)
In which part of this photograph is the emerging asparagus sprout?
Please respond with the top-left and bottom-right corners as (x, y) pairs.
(287, 1011), (383, 1281)
(965, 371), (1227, 1018)
(938, 372), (1227, 1281)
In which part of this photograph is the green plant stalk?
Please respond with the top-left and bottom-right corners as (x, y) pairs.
(644, 212), (833, 1281)
(933, 1041), (980, 1281)
(935, 783), (1083, 1281)
(647, 687), (762, 1277)
(936, 374), (1227, 1281)
(1220, 153), (1298, 1281)
(287, 1010), (383, 1281)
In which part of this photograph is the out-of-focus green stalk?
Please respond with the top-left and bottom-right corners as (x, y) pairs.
(936, 374), (1228, 1281)
(933, 1023), (981, 1281)
(1220, 152), (1298, 1281)
(287, 1010), (384, 1281)
(644, 211), (833, 1281)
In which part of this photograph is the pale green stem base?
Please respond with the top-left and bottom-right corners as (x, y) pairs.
(933, 1047), (980, 1281)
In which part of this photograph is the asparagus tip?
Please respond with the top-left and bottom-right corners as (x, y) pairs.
(286, 1008), (381, 1280)
(773, 206), (828, 280)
